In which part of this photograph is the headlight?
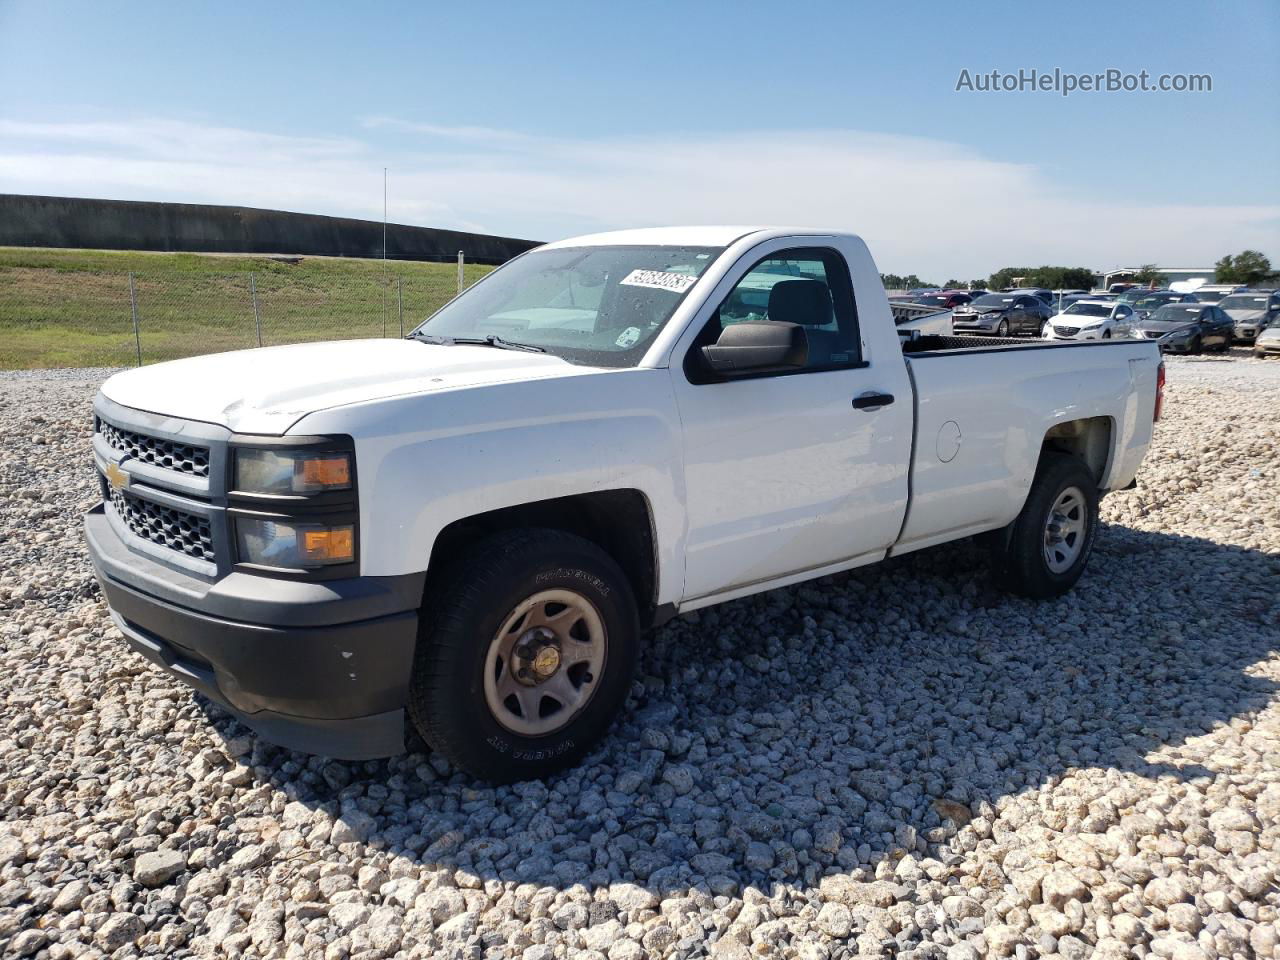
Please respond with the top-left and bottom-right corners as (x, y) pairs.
(235, 448), (352, 496)
(236, 517), (355, 568)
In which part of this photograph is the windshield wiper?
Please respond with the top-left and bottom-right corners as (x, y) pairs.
(409, 332), (545, 353)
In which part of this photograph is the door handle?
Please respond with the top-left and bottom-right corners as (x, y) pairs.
(853, 392), (895, 410)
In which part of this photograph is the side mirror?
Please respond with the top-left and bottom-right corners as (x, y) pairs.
(700, 321), (808, 376)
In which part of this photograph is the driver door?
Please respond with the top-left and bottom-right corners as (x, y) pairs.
(669, 242), (913, 602)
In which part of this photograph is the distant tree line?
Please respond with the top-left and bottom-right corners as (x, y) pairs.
(1215, 250), (1274, 286)
(880, 273), (939, 290)
(882, 250), (1275, 296)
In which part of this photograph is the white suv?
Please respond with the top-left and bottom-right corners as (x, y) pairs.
(1044, 299), (1135, 341)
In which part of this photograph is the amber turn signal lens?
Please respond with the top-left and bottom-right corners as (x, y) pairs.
(301, 526), (355, 564)
(297, 455), (351, 490)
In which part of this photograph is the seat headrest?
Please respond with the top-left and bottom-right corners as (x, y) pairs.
(768, 279), (832, 326)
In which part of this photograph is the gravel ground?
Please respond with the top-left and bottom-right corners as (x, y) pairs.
(0, 355), (1277, 960)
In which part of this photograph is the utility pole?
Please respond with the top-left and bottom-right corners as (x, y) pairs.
(383, 167), (389, 337)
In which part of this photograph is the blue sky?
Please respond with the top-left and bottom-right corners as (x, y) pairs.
(1, 0), (1277, 278)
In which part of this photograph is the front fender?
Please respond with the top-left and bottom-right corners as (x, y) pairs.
(293, 369), (688, 605)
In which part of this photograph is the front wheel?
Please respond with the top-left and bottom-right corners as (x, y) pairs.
(990, 453), (1099, 599)
(409, 528), (639, 782)
(1189, 336), (1202, 354)
(1102, 329), (1112, 340)
(996, 319), (1009, 337)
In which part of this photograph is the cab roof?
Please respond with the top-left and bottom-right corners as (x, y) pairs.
(538, 226), (856, 249)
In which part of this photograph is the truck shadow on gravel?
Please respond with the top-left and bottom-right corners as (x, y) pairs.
(203, 522), (1279, 900)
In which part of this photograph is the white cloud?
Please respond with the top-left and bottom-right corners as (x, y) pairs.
(0, 116), (1275, 278)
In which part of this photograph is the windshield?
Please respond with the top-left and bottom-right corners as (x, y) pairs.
(1064, 303), (1111, 317)
(1117, 289), (1153, 304)
(1134, 294), (1175, 309)
(411, 245), (723, 366)
(1152, 305), (1202, 322)
(1219, 295), (1270, 311)
(1191, 290), (1225, 304)
(970, 294), (1014, 307)
(914, 294), (958, 307)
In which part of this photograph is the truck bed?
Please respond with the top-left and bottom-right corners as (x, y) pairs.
(891, 332), (1160, 556)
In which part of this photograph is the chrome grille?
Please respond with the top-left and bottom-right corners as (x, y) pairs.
(96, 417), (210, 478)
(107, 484), (215, 562)
(1055, 326), (1080, 336)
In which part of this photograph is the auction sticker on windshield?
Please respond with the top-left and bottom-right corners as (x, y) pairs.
(619, 269), (699, 293)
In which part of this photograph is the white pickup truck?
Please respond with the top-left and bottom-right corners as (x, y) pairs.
(85, 227), (1164, 781)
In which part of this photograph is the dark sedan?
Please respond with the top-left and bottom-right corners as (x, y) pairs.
(1130, 303), (1234, 353)
(952, 293), (1052, 336)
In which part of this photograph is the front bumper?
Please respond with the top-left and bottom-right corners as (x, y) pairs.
(1044, 327), (1104, 341)
(86, 504), (424, 759)
(1254, 339), (1280, 355)
(1234, 325), (1258, 342)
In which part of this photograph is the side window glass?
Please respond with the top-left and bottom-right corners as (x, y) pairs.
(698, 247), (861, 374)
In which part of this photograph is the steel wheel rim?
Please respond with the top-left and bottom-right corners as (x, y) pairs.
(1043, 485), (1087, 574)
(483, 588), (607, 736)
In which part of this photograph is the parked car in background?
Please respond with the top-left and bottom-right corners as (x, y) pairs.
(953, 292), (1052, 336)
(1043, 299), (1136, 340)
(1253, 316), (1280, 356)
(1131, 303), (1234, 353)
(1006, 287), (1055, 304)
(1218, 291), (1280, 343)
(1116, 287), (1159, 306)
(911, 290), (972, 309)
(1184, 284), (1242, 306)
(966, 288), (990, 299)
(1132, 290), (1199, 319)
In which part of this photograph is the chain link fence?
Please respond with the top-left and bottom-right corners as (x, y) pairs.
(0, 256), (492, 369)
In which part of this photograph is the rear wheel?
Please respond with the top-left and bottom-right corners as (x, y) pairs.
(990, 453), (1099, 599)
(409, 528), (639, 782)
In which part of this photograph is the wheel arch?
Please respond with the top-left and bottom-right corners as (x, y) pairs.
(1039, 415), (1113, 488)
(423, 489), (663, 628)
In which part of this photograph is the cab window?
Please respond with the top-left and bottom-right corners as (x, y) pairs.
(689, 247), (862, 378)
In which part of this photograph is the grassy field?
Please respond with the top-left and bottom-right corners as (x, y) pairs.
(0, 247), (494, 368)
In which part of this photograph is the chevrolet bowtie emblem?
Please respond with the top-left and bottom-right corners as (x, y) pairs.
(105, 461), (129, 491)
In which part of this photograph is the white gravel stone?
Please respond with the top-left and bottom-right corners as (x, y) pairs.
(133, 848), (186, 886)
(1, 357), (1277, 958)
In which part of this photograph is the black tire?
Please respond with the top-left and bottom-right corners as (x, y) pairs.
(990, 453), (1099, 600)
(996, 319), (1009, 337)
(1102, 329), (1112, 340)
(409, 528), (639, 783)
(1189, 336), (1202, 354)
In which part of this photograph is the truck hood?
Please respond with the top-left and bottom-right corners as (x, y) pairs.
(1135, 320), (1196, 335)
(100, 338), (594, 434)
